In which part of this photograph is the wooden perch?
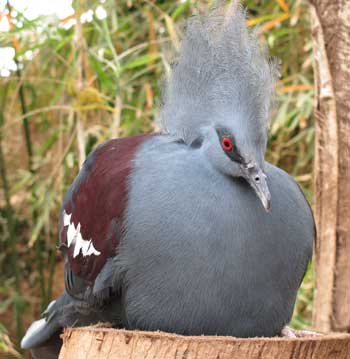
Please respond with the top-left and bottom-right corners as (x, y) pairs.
(59, 327), (350, 359)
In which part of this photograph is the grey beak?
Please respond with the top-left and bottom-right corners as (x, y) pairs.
(240, 163), (271, 212)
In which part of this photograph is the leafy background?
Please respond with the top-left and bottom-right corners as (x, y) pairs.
(0, 0), (314, 357)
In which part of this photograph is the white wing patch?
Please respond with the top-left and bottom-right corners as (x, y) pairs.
(63, 212), (72, 226)
(63, 210), (101, 258)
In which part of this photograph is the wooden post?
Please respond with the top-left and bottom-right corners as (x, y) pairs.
(59, 327), (350, 359)
(310, 1), (350, 332)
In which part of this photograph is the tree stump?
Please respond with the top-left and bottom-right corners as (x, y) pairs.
(59, 327), (350, 359)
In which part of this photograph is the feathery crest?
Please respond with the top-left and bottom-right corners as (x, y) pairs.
(160, 2), (279, 144)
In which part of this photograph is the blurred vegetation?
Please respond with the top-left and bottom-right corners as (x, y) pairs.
(0, 0), (314, 356)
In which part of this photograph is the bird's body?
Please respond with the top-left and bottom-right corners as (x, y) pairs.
(117, 134), (313, 337)
(22, 3), (315, 358)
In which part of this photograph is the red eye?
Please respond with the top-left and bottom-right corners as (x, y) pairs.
(221, 137), (233, 151)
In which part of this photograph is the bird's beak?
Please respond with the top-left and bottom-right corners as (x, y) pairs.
(240, 163), (271, 212)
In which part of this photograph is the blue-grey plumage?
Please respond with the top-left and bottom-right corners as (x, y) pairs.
(161, 3), (279, 147)
(21, 2), (315, 357)
(121, 134), (313, 337)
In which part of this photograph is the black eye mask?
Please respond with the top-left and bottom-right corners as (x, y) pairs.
(216, 127), (245, 164)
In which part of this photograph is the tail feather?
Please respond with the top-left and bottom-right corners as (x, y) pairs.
(21, 303), (60, 349)
(21, 292), (70, 350)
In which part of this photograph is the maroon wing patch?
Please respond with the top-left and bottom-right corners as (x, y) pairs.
(59, 134), (151, 286)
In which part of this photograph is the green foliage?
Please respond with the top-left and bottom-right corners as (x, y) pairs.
(0, 323), (22, 358)
(0, 0), (314, 351)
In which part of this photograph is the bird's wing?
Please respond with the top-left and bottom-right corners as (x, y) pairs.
(59, 134), (152, 299)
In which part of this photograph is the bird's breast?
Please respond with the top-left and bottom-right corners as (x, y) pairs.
(121, 137), (314, 337)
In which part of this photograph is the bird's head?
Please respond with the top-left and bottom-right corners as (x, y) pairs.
(160, 2), (279, 212)
(201, 124), (271, 212)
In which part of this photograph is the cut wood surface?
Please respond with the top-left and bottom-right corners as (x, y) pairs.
(59, 327), (350, 359)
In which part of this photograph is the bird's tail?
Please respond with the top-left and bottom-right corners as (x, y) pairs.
(21, 292), (71, 358)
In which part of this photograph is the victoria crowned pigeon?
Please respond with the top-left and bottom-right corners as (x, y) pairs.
(21, 3), (314, 358)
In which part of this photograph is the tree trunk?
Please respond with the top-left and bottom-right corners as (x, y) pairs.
(58, 327), (350, 359)
(310, 0), (350, 333)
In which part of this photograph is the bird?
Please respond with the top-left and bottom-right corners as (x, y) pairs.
(21, 3), (314, 358)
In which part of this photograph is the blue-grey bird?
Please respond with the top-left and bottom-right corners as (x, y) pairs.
(21, 3), (314, 358)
